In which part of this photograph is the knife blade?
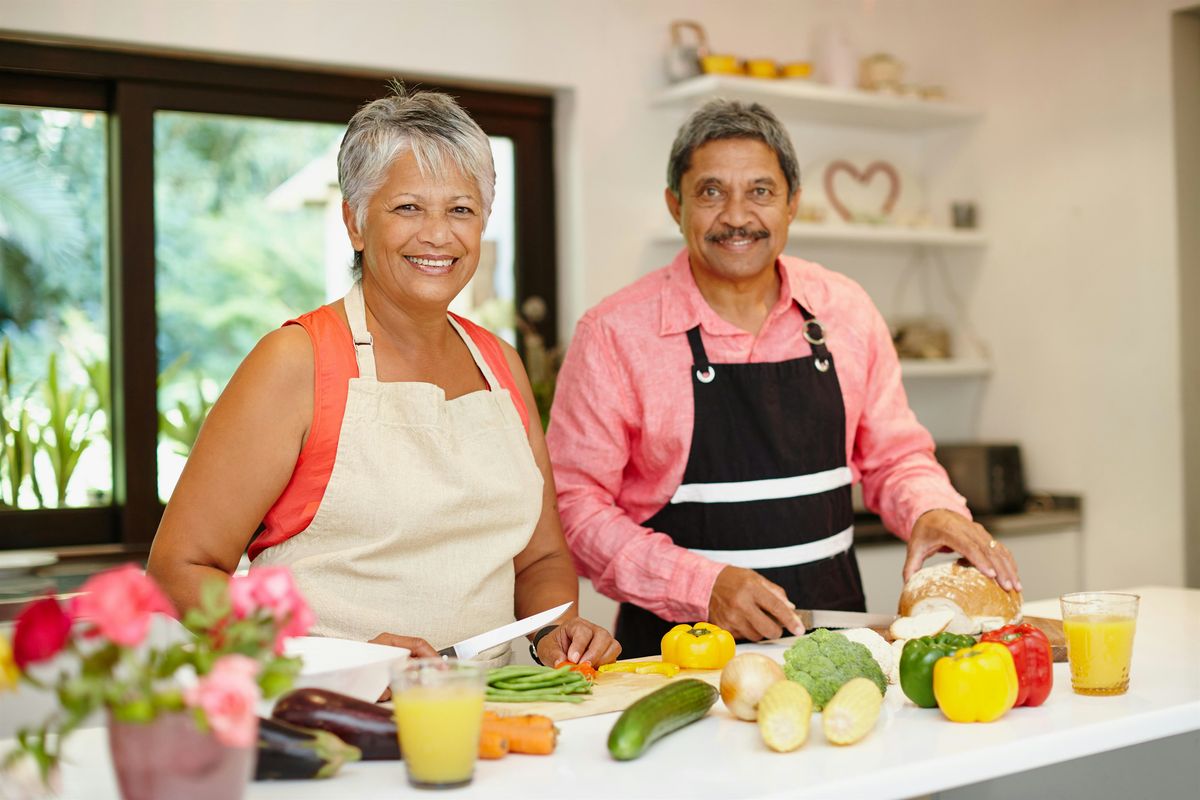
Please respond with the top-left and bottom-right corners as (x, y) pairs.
(797, 609), (896, 631)
(437, 601), (574, 660)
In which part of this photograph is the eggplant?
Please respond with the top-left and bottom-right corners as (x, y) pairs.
(272, 687), (400, 760)
(255, 717), (361, 780)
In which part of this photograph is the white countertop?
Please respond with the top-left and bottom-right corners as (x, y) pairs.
(33, 586), (1200, 799)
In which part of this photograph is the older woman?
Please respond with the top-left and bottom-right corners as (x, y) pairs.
(148, 86), (620, 668)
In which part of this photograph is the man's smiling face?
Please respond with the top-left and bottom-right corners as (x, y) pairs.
(666, 137), (799, 285)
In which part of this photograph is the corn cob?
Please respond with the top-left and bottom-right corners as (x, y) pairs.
(821, 677), (883, 746)
(756, 680), (813, 752)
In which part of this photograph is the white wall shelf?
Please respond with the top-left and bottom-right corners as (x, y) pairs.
(653, 224), (987, 249)
(652, 75), (983, 131)
(900, 358), (992, 378)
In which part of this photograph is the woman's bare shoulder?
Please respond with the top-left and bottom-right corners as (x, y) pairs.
(224, 324), (314, 409)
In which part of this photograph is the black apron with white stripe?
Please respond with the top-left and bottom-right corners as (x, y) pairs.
(615, 304), (866, 657)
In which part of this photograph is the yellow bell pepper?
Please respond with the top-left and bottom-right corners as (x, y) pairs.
(596, 661), (681, 677)
(660, 623), (736, 670)
(932, 642), (1019, 723)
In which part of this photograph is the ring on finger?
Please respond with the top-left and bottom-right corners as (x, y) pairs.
(988, 539), (998, 550)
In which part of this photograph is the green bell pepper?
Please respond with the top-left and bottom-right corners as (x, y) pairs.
(898, 633), (977, 708)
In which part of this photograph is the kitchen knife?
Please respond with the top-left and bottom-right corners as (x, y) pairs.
(437, 601), (573, 660)
(797, 609), (895, 631)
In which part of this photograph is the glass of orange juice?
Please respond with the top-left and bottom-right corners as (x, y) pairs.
(1060, 592), (1140, 696)
(391, 658), (488, 789)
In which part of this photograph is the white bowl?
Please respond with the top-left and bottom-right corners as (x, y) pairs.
(283, 636), (409, 703)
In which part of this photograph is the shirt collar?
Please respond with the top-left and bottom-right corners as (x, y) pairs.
(659, 247), (811, 337)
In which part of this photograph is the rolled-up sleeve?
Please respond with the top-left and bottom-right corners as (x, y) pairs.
(547, 317), (723, 622)
(853, 302), (971, 539)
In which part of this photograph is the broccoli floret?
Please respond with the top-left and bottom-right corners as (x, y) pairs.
(782, 628), (887, 710)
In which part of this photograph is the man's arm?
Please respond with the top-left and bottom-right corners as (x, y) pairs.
(547, 316), (723, 623)
(853, 300), (1021, 591)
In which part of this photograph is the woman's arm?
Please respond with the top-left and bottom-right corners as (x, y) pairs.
(147, 326), (315, 613)
(503, 344), (621, 666)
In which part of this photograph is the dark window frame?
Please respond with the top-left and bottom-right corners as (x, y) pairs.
(0, 38), (557, 551)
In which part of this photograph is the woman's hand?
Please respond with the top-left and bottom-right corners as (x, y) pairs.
(536, 618), (621, 666)
(369, 632), (438, 658)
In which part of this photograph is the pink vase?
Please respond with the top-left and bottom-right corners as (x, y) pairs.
(107, 711), (255, 800)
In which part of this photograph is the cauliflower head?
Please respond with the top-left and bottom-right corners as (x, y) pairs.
(782, 628), (888, 710)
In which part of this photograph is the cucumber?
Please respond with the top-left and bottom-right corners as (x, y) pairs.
(607, 679), (719, 761)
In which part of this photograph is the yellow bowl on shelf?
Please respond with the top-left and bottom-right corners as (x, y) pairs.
(745, 59), (778, 79)
(700, 54), (742, 75)
(781, 61), (813, 79)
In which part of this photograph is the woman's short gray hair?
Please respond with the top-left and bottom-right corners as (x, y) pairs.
(667, 99), (800, 199)
(338, 82), (495, 273)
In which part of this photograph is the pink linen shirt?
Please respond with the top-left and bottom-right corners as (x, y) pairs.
(547, 248), (970, 623)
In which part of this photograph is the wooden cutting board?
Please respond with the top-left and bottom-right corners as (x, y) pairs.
(484, 666), (722, 722)
(1025, 616), (1067, 662)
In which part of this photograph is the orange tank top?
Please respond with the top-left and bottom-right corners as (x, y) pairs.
(250, 305), (530, 560)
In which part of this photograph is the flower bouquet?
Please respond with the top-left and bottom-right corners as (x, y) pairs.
(0, 564), (313, 798)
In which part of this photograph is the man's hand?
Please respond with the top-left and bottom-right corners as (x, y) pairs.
(903, 509), (1022, 592)
(708, 566), (805, 641)
(537, 617), (622, 666)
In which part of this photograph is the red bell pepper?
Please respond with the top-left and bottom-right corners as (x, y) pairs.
(980, 623), (1053, 707)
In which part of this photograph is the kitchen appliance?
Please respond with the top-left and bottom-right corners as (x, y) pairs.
(935, 443), (1027, 515)
(437, 601), (573, 660)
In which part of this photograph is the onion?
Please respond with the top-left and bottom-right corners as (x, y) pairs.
(720, 653), (787, 721)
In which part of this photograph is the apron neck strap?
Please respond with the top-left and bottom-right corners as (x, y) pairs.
(344, 281), (377, 380)
(796, 302), (832, 361)
(685, 326), (711, 372)
(447, 315), (500, 391)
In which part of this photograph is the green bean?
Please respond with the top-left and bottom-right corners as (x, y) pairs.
(504, 665), (572, 684)
(486, 690), (587, 704)
(486, 666), (546, 682)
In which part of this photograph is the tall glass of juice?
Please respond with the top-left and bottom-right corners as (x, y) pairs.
(1060, 592), (1140, 696)
(391, 658), (488, 789)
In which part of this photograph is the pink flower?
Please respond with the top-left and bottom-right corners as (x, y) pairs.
(229, 568), (314, 651)
(184, 654), (261, 748)
(12, 596), (73, 669)
(71, 565), (176, 647)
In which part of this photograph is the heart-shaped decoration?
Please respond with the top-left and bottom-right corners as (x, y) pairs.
(823, 159), (902, 223)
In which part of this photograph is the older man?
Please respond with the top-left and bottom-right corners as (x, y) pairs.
(547, 100), (1022, 657)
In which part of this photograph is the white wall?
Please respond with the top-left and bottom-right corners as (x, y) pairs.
(1, 0), (1188, 592)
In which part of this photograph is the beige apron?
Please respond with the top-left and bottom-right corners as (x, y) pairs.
(254, 282), (544, 666)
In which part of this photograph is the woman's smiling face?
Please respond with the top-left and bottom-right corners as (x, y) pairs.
(345, 148), (484, 311)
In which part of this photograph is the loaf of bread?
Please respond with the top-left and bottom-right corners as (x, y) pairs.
(897, 562), (1022, 635)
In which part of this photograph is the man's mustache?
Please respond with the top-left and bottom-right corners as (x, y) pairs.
(704, 227), (770, 244)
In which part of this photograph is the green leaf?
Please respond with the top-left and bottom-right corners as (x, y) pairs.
(154, 643), (192, 680)
(152, 689), (185, 712)
(80, 643), (120, 679)
(111, 697), (155, 724)
(197, 576), (232, 620)
(258, 656), (301, 699)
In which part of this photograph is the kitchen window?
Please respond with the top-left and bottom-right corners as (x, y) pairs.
(0, 39), (557, 550)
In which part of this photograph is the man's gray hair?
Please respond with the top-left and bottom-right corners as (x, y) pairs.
(667, 99), (800, 199)
(338, 82), (495, 274)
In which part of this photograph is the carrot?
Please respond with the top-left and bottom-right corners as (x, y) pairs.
(554, 660), (598, 682)
(482, 714), (557, 755)
(478, 727), (509, 759)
